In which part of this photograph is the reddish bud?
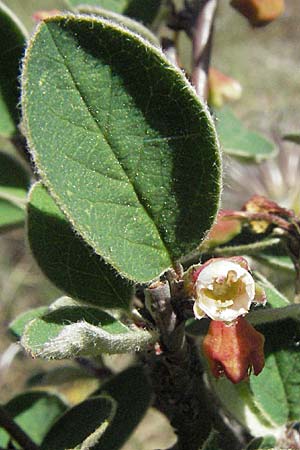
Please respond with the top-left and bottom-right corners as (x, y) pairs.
(205, 210), (242, 248)
(231, 0), (285, 27)
(208, 68), (242, 108)
(203, 317), (265, 383)
(32, 9), (60, 22)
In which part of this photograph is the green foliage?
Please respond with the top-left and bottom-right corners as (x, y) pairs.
(0, 151), (30, 231)
(94, 366), (152, 450)
(216, 107), (276, 162)
(22, 15), (221, 282)
(9, 306), (48, 338)
(40, 395), (116, 450)
(0, 392), (66, 446)
(0, 1), (27, 137)
(21, 305), (157, 358)
(28, 182), (134, 309)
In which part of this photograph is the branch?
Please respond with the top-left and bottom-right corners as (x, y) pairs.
(0, 405), (39, 450)
(191, 0), (218, 100)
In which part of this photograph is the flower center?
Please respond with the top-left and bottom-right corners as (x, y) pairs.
(203, 270), (245, 306)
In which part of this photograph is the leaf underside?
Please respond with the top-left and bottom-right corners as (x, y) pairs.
(22, 15), (221, 282)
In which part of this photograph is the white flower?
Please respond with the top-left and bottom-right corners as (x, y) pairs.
(193, 259), (255, 322)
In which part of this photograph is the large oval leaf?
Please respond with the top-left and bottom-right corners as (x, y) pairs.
(28, 182), (134, 308)
(22, 15), (221, 281)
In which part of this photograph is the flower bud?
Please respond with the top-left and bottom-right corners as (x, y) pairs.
(203, 317), (265, 383)
(208, 68), (242, 108)
(230, 0), (285, 27)
(193, 257), (255, 323)
(204, 210), (242, 249)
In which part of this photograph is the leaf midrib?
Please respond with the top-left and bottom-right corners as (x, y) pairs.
(46, 22), (171, 260)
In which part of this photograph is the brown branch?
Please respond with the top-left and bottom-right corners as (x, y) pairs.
(191, 0), (218, 100)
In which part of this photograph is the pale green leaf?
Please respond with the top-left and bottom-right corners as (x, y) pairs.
(255, 254), (295, 272)
(9, 306), (48, 338)
(41, 395), (116, 450)
(28, 182), (134, 309)
(22, 15), (221, 282)
(0, 150), (30, 231)
(68, 0), (162, 25)
(0, 1), (27, 137)
(0, 391), (66, 447)
(216, 107), (276, 162)
(75, 5), (159, 46)
(21, 305), (157, 358)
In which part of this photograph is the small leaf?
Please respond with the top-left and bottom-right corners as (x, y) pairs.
(216, 107), (276, 162)
(95, 365), (152, 450)
(0, 391), (66, 447)
(28, 182), (134, 309)
(256, 253), (295, 272)
(9, 306), (48, 338)
(75, 5), (159, 46)
(22, 15), (221, 282)
(21, 305), (157, 358)
(68, 0), (162, 26)
(0, 1), (27, 137)
(253, 319), (300, 423)
(0, 151), (30, 231)
(253, 272), (290, 308)
(41, 395), (116, 450)
(245, 435), (277, 449)
(283, 133), (300, 145)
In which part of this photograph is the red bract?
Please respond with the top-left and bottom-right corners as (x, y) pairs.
(203, 317), (265, 384)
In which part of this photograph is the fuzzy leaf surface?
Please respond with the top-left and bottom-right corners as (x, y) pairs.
(41, 395), (116, 450)
(22, 15), (221, 282)
(0, 391), (66, 446)
(9, 306), (48, 338)
(28, 182), (133, 309)
(0, 1), (27, 137)
(0, 151), (30, 231)
(216, 107), (276, 162)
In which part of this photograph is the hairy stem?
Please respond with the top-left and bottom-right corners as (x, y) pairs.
(0, 405), (39, 450)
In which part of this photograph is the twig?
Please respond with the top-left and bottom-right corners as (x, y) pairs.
(0, 405), (39, 450)
(191, 0), (218, 100)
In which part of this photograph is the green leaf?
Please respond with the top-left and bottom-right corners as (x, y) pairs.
(28, 182), (134, 309)
(216, 107), (276, 162)
(0, 391), (66, 447)
(0, 151), (30, 231)
(21, 305), (157, 358)
(68, 0), (162, 26)
(22, 15), (221, 282)
(95, 365), (152, 450)
(283, 133), (300, 145)
(210, 319), (300, 436)
(41, 395), (116, 450)
(245, 436), (277, 450)
(0, 1), (27, 137)
(255, 254), (295, 272)
(253, 319), (300, 423)
(75, 5), (159, 46)
(9, 306), (48, 338)
(253, 272), (290, 308)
